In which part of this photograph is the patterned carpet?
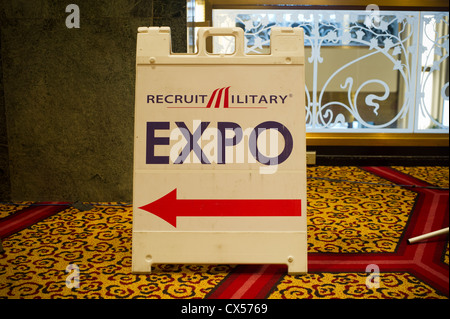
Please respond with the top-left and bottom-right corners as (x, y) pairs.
(0, 166), (448, 300)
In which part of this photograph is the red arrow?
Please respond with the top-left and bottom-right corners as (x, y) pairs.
(139, 189), (301, 228)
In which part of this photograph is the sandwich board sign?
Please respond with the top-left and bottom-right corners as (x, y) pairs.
(132, 26), (307, 274)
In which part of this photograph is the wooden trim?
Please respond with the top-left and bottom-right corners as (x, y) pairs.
(211, 0), (449, 11)
(306, 133), (449, 147)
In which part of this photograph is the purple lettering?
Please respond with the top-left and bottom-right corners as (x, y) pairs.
(270, 95), (277, 103)
(174, 122), (210, 164)
(184, 95), (193, 103)
(217, 122), (243, 164)
(146, 122), (170, 164)
(258, 95), (268, 104)
(249, 121), (293, 165)
(165, 95), (173, 103)
(199, 95), (208, 103)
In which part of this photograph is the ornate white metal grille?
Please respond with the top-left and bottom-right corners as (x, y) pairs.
(211, 9), (449, 133)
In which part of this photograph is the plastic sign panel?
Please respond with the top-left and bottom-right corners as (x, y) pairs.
(132, 27), (307, 274)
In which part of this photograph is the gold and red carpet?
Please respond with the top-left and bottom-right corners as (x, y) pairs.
(0, 166), (448, 299)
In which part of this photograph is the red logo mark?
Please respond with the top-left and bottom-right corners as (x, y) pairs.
(206, 87), (230, 108)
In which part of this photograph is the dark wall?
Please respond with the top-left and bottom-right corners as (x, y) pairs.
(0, 0), (186, 201)
(0, 30), (9, 201)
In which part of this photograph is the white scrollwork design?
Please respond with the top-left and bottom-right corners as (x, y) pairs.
(213, 9), (449, 133)
(416, 13), (449, 131)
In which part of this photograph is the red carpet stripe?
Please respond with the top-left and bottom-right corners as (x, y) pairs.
(207, 265), (261, 299)
(207, 167), (449, 298)
(229, 265), (270, 299)
(0, 202), (71, 238)
(249, 265), (287, 299)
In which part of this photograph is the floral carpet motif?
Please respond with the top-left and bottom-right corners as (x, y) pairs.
(0, 166), (448, 299)
(269, 272), (444, 299)
(307, 166), (417, 253)
(1, 205), (233, 299)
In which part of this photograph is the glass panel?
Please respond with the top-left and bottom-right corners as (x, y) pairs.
(212, 9), (449, 134)
(212, 36), (236, 54)
(187, 0), (205, 22)
(187, 0), (206, 53)
(415, 12), (449, 132)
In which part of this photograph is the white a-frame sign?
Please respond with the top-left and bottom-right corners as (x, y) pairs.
(132, 26), (307, 274)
